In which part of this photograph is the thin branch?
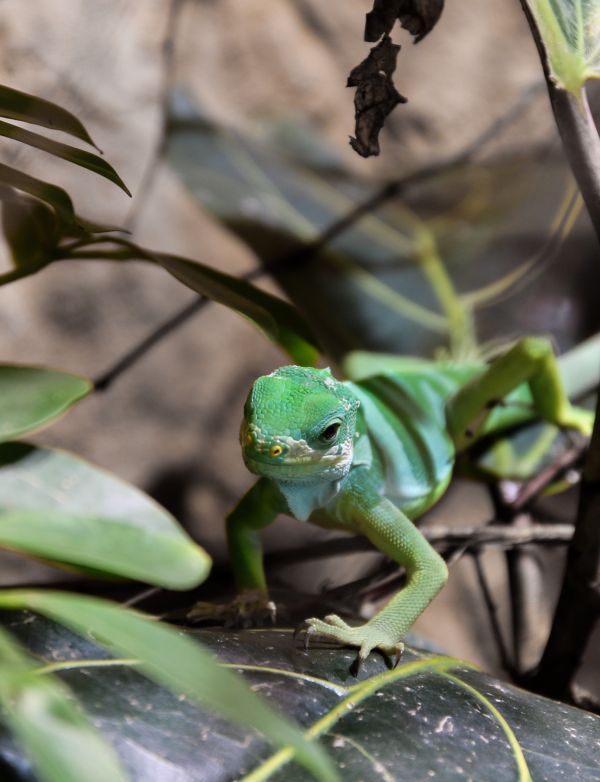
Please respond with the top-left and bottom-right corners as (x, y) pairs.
(264, 522), (574, 571)
(94, 295), (206, 390)
(511, 444), (584, 510)
(470, 550), (514, 674)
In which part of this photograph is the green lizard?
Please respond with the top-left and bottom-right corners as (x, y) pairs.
(190, 337), (594, 671)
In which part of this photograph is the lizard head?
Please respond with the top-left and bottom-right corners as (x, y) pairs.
(241, 366), (360, 483)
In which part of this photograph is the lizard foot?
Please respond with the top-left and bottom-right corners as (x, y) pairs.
(558, 406), (594, 437)
(187, 590), (276, 629)
(299, 614), (404, 675)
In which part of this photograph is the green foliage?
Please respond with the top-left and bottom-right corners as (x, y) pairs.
(0, 84), (333, 781)
(0, 119), (130, 194)
(3, 620), (598, 782)
(0, 85), (98, 145)
(0, 628), (128, 782)
(0, 365), (92, 442)
(0, 443), (211, 587)
(526, 0), (600, 94)
(0, 594), (337, 782)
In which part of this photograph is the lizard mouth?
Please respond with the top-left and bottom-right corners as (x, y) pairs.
(243, 450), (351, 481)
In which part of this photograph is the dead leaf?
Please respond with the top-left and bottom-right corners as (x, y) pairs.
(365, 0), (445, 43)
(347, 35), (407, 158)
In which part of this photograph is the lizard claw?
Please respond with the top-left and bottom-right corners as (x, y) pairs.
(299, 614), (404, 675)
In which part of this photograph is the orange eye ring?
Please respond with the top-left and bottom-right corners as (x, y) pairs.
(270, 444), (283, 457)
(245, 432), (253, 446)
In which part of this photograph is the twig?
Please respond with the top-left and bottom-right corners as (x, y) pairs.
(263, 522), (574, 571)
(470, 550), (514, 674)
(511, 444), (584, 510)
(94, 295), (206, 390)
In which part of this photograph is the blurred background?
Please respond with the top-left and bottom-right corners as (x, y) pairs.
(0, 0), (598, 691)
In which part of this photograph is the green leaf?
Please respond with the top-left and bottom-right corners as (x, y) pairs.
(1, 192), (59, 271)
(0, 162), (76, 225)
(526, 0), (600, 93)
(4, 618), (599, 782)
(0, 626), (128, 782)
(0, 443), (211, 589)
(0, 120), (130, 195)
(0, 365), (92, 441)
(0, 592), (338, 782)
(156, 252), (320, 366)
(0, 84), (98, 148)
(75, 239), (321, 366)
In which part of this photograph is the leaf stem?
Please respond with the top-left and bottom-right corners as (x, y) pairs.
(240, 657), (474, 782)
(34, 657), (140, 675)
(442, 673), (533, 782)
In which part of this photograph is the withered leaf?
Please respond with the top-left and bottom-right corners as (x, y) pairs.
(365, 0), (445, 43)
(347, 35), (407, 158)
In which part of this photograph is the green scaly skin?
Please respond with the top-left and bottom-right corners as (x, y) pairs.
(189, 337), (594, 672)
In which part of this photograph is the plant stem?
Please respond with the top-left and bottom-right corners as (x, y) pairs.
(519, 1), (600, 241)
(528, 393), (600, 699)
(519, 0), (600, 700)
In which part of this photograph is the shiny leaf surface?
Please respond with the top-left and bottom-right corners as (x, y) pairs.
(0, 600), (337, 782)
(1, 616), (598, 782)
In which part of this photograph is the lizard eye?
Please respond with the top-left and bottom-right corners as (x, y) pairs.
(319, 421), (341, 443)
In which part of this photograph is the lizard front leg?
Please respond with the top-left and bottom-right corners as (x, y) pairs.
(188, 477), (283, 626)
(303, 477), (448, 672)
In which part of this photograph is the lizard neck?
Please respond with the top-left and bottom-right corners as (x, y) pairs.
(276, 478), (343, 522)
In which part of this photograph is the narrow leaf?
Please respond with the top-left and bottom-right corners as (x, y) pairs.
(0, 162), (76, 225)
(0, 120), (130, 195)
(0, 627), (128, 782)
(0, 443), (211, 589)
(156, 252), (320, 366)
(0, 591), (338, 782)
(0, 84), (98, 148)
(0, 365), (92, 441)
(526, 0), (600, 93)
(79, 239), (321, 366)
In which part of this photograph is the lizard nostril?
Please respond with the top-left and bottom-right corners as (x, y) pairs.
(270, 444), (283, 457)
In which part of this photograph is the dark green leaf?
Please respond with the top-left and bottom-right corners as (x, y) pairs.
(0, 120), (130, 195)
(3, 617), (599, 782)
(0, 627), (128, 782)
(166, 96), (598, 363)
(0, 443), (211, 589)
(1, 193), (59, 271)
(0, 85), (98, 149)
(0, 595), (338, 782)
(0, 365), (92, 441)
(0, 163), (75, 226)
(156, 252), (320, 366)
(79, 238), (321, 366)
